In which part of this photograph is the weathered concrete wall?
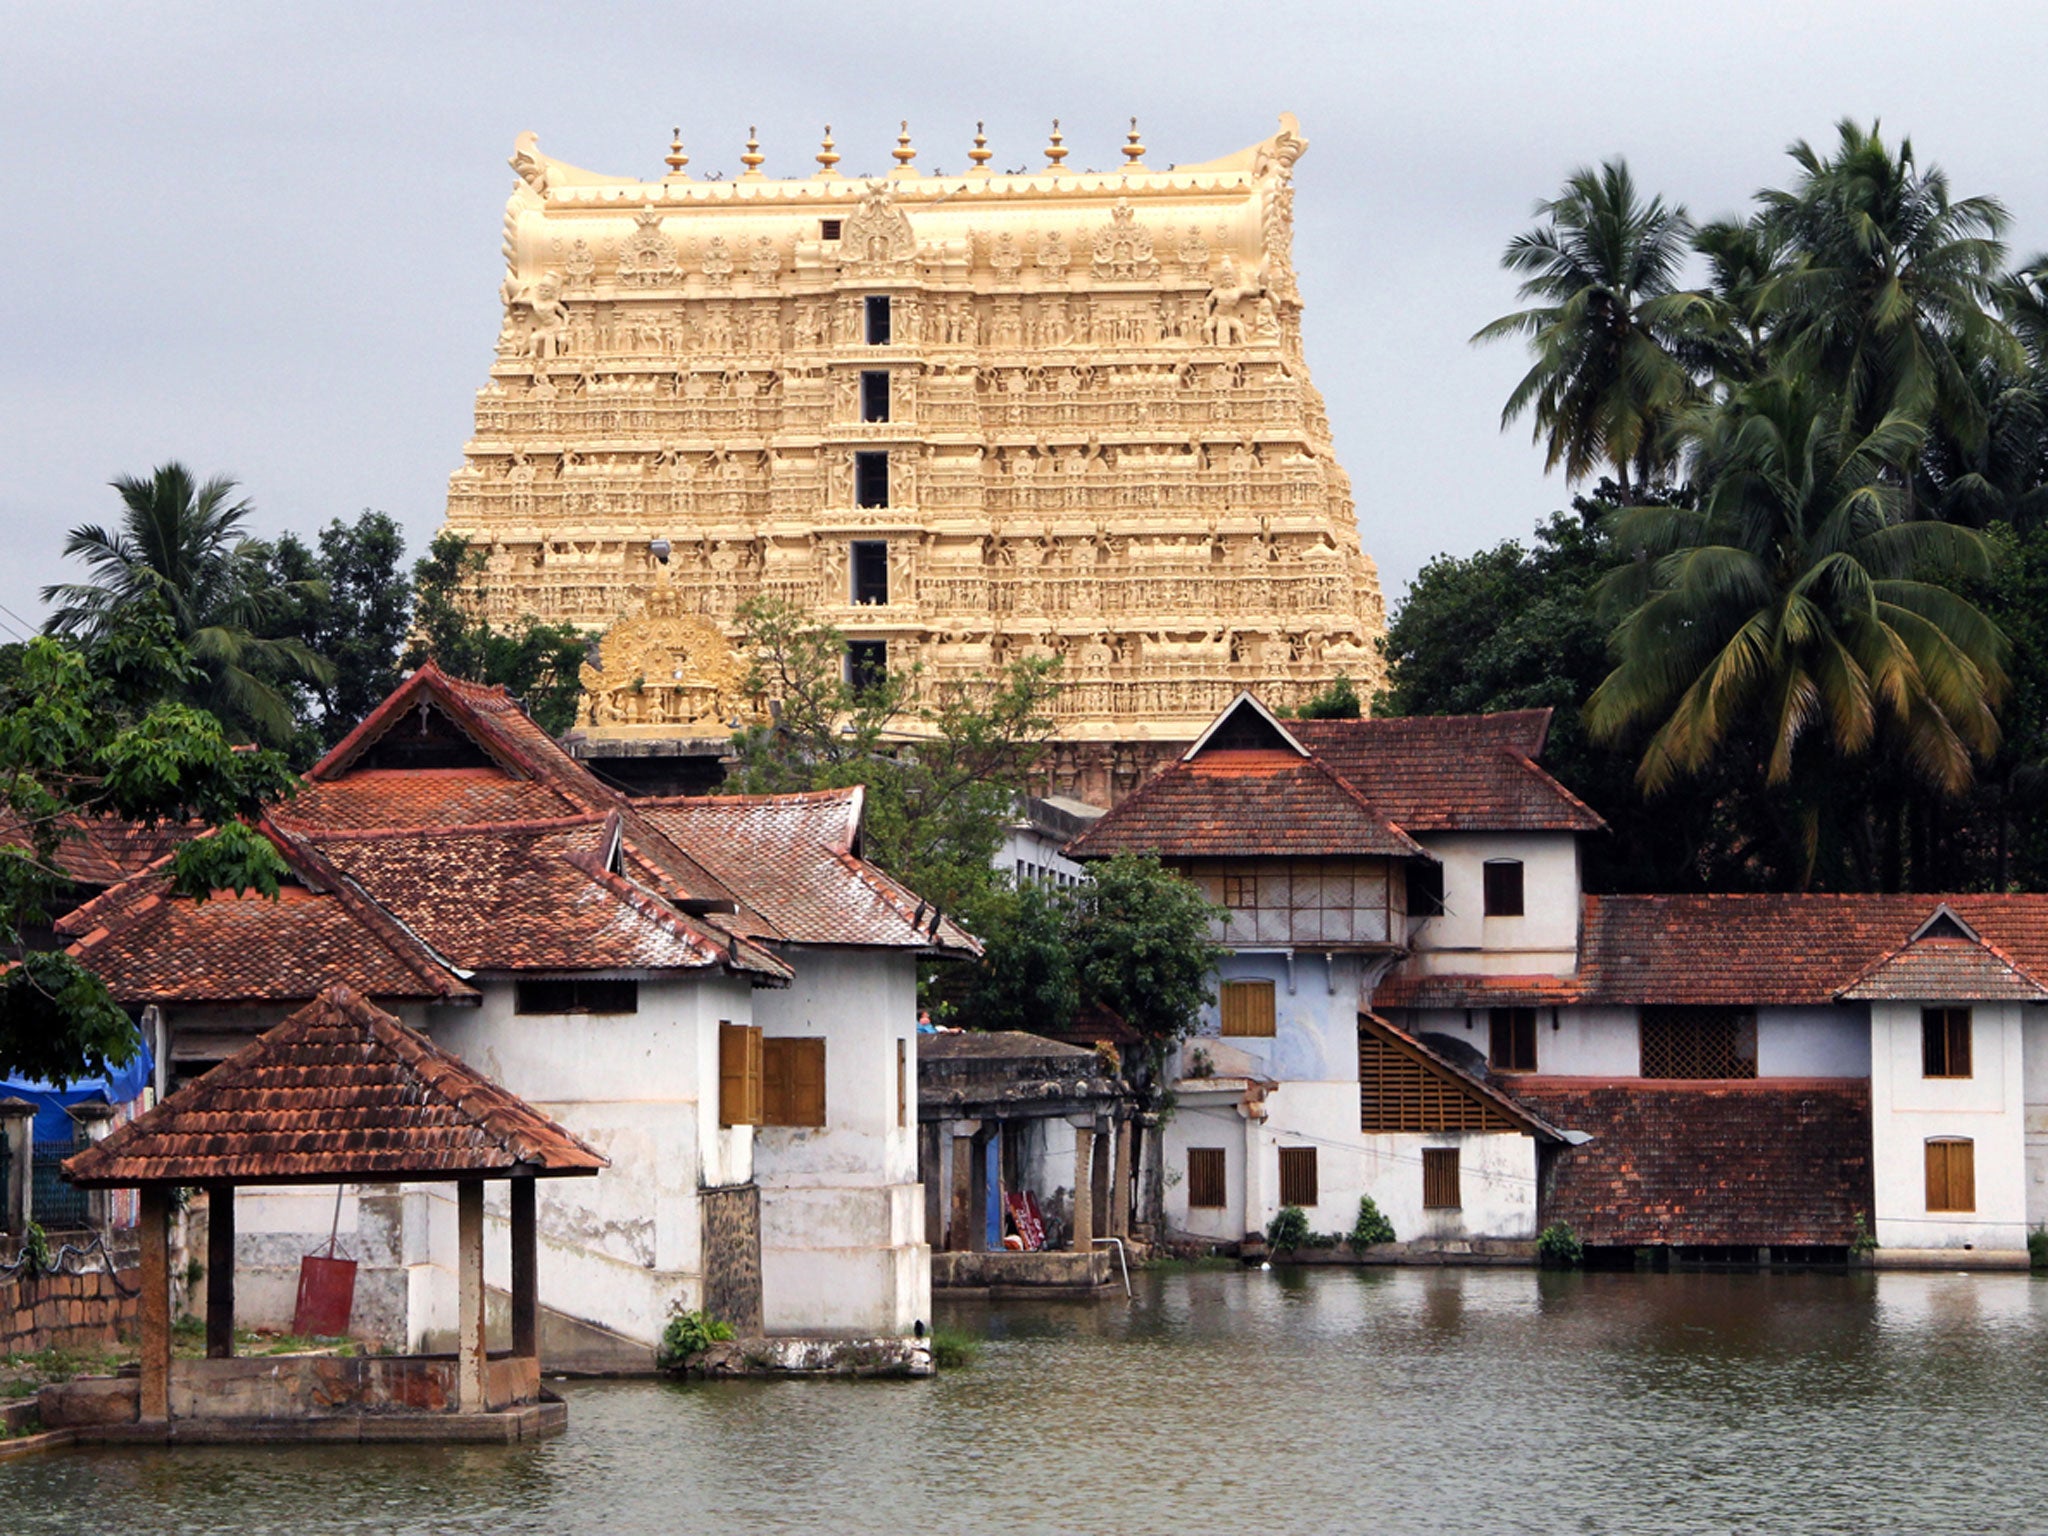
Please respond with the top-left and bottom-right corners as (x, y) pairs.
(165, 1353), (539, 1420)
(1407, 831), (1582, 974)
(932, 1249), (1113, 1290)
(0, 1243), (137, 1357)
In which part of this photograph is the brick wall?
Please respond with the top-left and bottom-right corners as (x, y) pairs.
(700, 1184), (762, 1335)
(0, 1233), (139, 1356)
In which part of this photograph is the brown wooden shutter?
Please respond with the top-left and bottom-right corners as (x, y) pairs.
(1221, 980), (1276, 1037)
(719, 1021), (762, 1127)
(897, 1038), (908, 1128)
(1187, 1147), (1227, 1208)
(1422, 1147), (1460, 1209)
(1927, 1138), (1975, 1212)
(1278, 1146), (1318, 1207)
(791, 1038), (826, 1128)
(761, 1037), (793, 1126)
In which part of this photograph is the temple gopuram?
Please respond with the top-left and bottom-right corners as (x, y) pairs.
(439, 116), (1386, 802)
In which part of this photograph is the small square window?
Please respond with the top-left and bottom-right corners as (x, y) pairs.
(855, 451), (889, 508)
(865, 294), (892, 345)
(1922, 1007), (1972, 1079)
(1489, 1007), (1538, 1073)
(860, 369), (891, 422)
(1222, 873), (1258, 908)
(1220, 979), (1276, 1037)
(1483, 860), (1525, 917)
(821, 218), (843, 241)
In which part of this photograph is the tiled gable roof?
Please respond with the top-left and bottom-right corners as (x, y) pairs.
(1836, 934), (2048, 1002)
(296, 815), (790, 979)
(64, 985), (606, 1187)
(1066, 750), (1426, 860)
(0, 811), (202, 889)
(279, 768), (582, 831)
(633, 788), (980, 953)
(1288, 710), (1606, 833)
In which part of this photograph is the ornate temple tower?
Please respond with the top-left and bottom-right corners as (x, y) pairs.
(441, 116), (1386, 802)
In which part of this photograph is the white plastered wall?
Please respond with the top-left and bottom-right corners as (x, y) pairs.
(2025, 1007), (2048, 1228)
(1406, 832), (1581, 975)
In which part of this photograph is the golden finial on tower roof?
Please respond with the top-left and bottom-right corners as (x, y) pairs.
(969, 121), (992, 173)
(816, 125), (840, 176)
(1044, 119), (1068, 170)
(664, 129), (690, 178)
(891, 120), (917, 174)
(741, 126), (765, 177)
(1123, 117), (1147, 167)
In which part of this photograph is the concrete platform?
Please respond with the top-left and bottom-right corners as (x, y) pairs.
(68, 1398), (567, 1446)
(933, 1249), (1118, 1293)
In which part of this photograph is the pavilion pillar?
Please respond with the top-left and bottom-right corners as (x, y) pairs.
(1070, 1122), (1096, 1252)
(510, 1177), (538, 1361)
(457, 1179), (485, 1414)
(967, 1130), (991, 1253)
(947, 1121), (979, 1252)
(205, 1183), (235, 1359)
(138, 1186), (172, 1422)
(1111, 1118), (1134, 1239)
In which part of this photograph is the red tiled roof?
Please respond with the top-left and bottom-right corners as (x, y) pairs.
(1066, 750), (1426, 860)
(1511, 1079), (1873, 1247)
(0, 811), (202, 889)
(295, 815), (790, 980)
(1289, 711), (1606, 833)
(1373, 972), (1585, 1009)
(64, 985), (606, 1187)
(1836, 934), (2048, 1002)
(278, 768), (582, 830)
(633, 788), (980, 954)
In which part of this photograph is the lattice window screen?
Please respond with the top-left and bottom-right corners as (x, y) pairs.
(1638, 1007), (1757, 1080)
(1359, 1030), (1517, 1133)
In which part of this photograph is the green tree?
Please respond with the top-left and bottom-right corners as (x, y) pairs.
(1473, 159), (1711, 495)
(0, 627), (296, 1083)
(269, 511), (412, 751)
(406, 533), (587, 735)
(1587, 376), (2009, 885)
(1068, 853), (1223, 1068)
(951, 879), (1079, 1035)
(40, 464), (332, 745)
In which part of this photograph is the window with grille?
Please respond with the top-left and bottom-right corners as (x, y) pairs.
(855, 450), (889, 507)
(850, 540), (889, 604)
(1482, 860), (1524, 916)
(1359, 1030), (1519, 1133)
(515, 978), (639, 1015)
(1220, 979), (1276, 1037)
(1222, 872), (1258, 908)
(1422, 1147), (1461, 1210)
(1187, 1147), (1227, 1208)
(1926, 1137), (1975, 1212)
(762, 1037), (826, 1128)
(860, 369), (891, 422)
(1489, 1007), (1538, 1072)
(1922, 1008), (1973, 1078)
(865, 294), (892, 344)
(1278, 1146), (1318, 1207)
(1638, 1006), (1757, 1079)
(821, 218), (843, 241)
(718, 1021), (764, 1127)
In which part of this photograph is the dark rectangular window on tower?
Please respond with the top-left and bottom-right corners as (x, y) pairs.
(860, 369), (891, 422)
(865, 294), (892, 344)
(847, 640), (888, 694)
(855, 451), (889, 508)
(850, 540), (889, 605)
(820, 218), (843, 241)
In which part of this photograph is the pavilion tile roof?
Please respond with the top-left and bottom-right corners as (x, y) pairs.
(64, 985), (606, 1187)
(1065, 750), (1426, 860)
(633, 789), (979, 954)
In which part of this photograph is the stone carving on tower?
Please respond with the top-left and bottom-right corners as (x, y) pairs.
(441, 113), (1387, 803)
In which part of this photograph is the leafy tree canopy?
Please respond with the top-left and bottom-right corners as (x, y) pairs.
(269, 511), (412, 755)
(406, 533), (587, 736)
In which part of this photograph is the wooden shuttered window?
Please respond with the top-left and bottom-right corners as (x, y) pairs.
(1482, 860), (1524, 917)
(1489, 1007), (1538, 1072)
(1422, 1147), (1461, 1210)
(1922, 1008), (1973, 1078)
(762, 1037), (827, 1128)
(1220, 979), (1277, 1037)
(718, 1021), (764, 1127)
(1187, 1147), (1228, 1209)
(1278, 1146), (1319, 1207)
(1926, 1138), (1976, 1213)
(1358, 1030), (1519, 1133)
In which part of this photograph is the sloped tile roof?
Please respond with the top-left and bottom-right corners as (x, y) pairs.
(1373, 972), (1585, 1009)
(633, 789), (980, 953)
(1066, 750), (1426, 860)
(280, 768), (582, 830)
(64, 985), (606, 1186)
(1289, 710), (1606, 833)
(1511, 1079), (1873, 1247)
(295, 815), (790, 979)
(1836, 934), (2048, 1002)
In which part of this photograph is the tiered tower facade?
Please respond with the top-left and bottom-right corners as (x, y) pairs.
(441, 116), (1385, 802)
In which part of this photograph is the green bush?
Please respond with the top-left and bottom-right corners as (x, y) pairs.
(1266, 1206), (1312, 1253)
(2029, 1227), (2048, 1271)
(1537, 1222), (1584, 1269)
(930, 1326), (981, 1369)
(656, 1308), (734, 1370)
(1349, 1196), (1396, 1250)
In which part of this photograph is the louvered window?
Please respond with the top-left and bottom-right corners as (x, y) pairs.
(1359, 1030), (1517, 1132)
(1922, 1008), (1973, 1078)
(1187, 1147), (1227, 1208)
(1422, 1147), (1461, 1210)
(1220, 979), (1276, 1037)
(1278, 1146), (1318, 1207)
(718, 1021), (763, 1127)
(762, 1037), (826, 1128)
(1639, 1007), (1757, 1080)
(1489, 1007), (1538, 1072)
(1926, 1138), (1975, 1212)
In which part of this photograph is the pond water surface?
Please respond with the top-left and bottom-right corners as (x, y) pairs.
(10, 1266), (2048, 1535)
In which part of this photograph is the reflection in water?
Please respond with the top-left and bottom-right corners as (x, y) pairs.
(10, 1268), (2047, 1536)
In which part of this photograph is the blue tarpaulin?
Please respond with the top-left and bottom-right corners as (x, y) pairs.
(1, 1034), (153, 1142)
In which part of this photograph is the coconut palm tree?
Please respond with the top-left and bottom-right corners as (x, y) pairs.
(1586, 377), (2008, 824)
(1755, 119), (2019, 454)
(1473, 159), (1715, 496)
(41, 463), (331, 743)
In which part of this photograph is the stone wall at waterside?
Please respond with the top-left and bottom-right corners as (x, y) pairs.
(0, 1235), (138, 1356)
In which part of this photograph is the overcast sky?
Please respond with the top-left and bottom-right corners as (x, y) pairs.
(4, 0), (2043, 642)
